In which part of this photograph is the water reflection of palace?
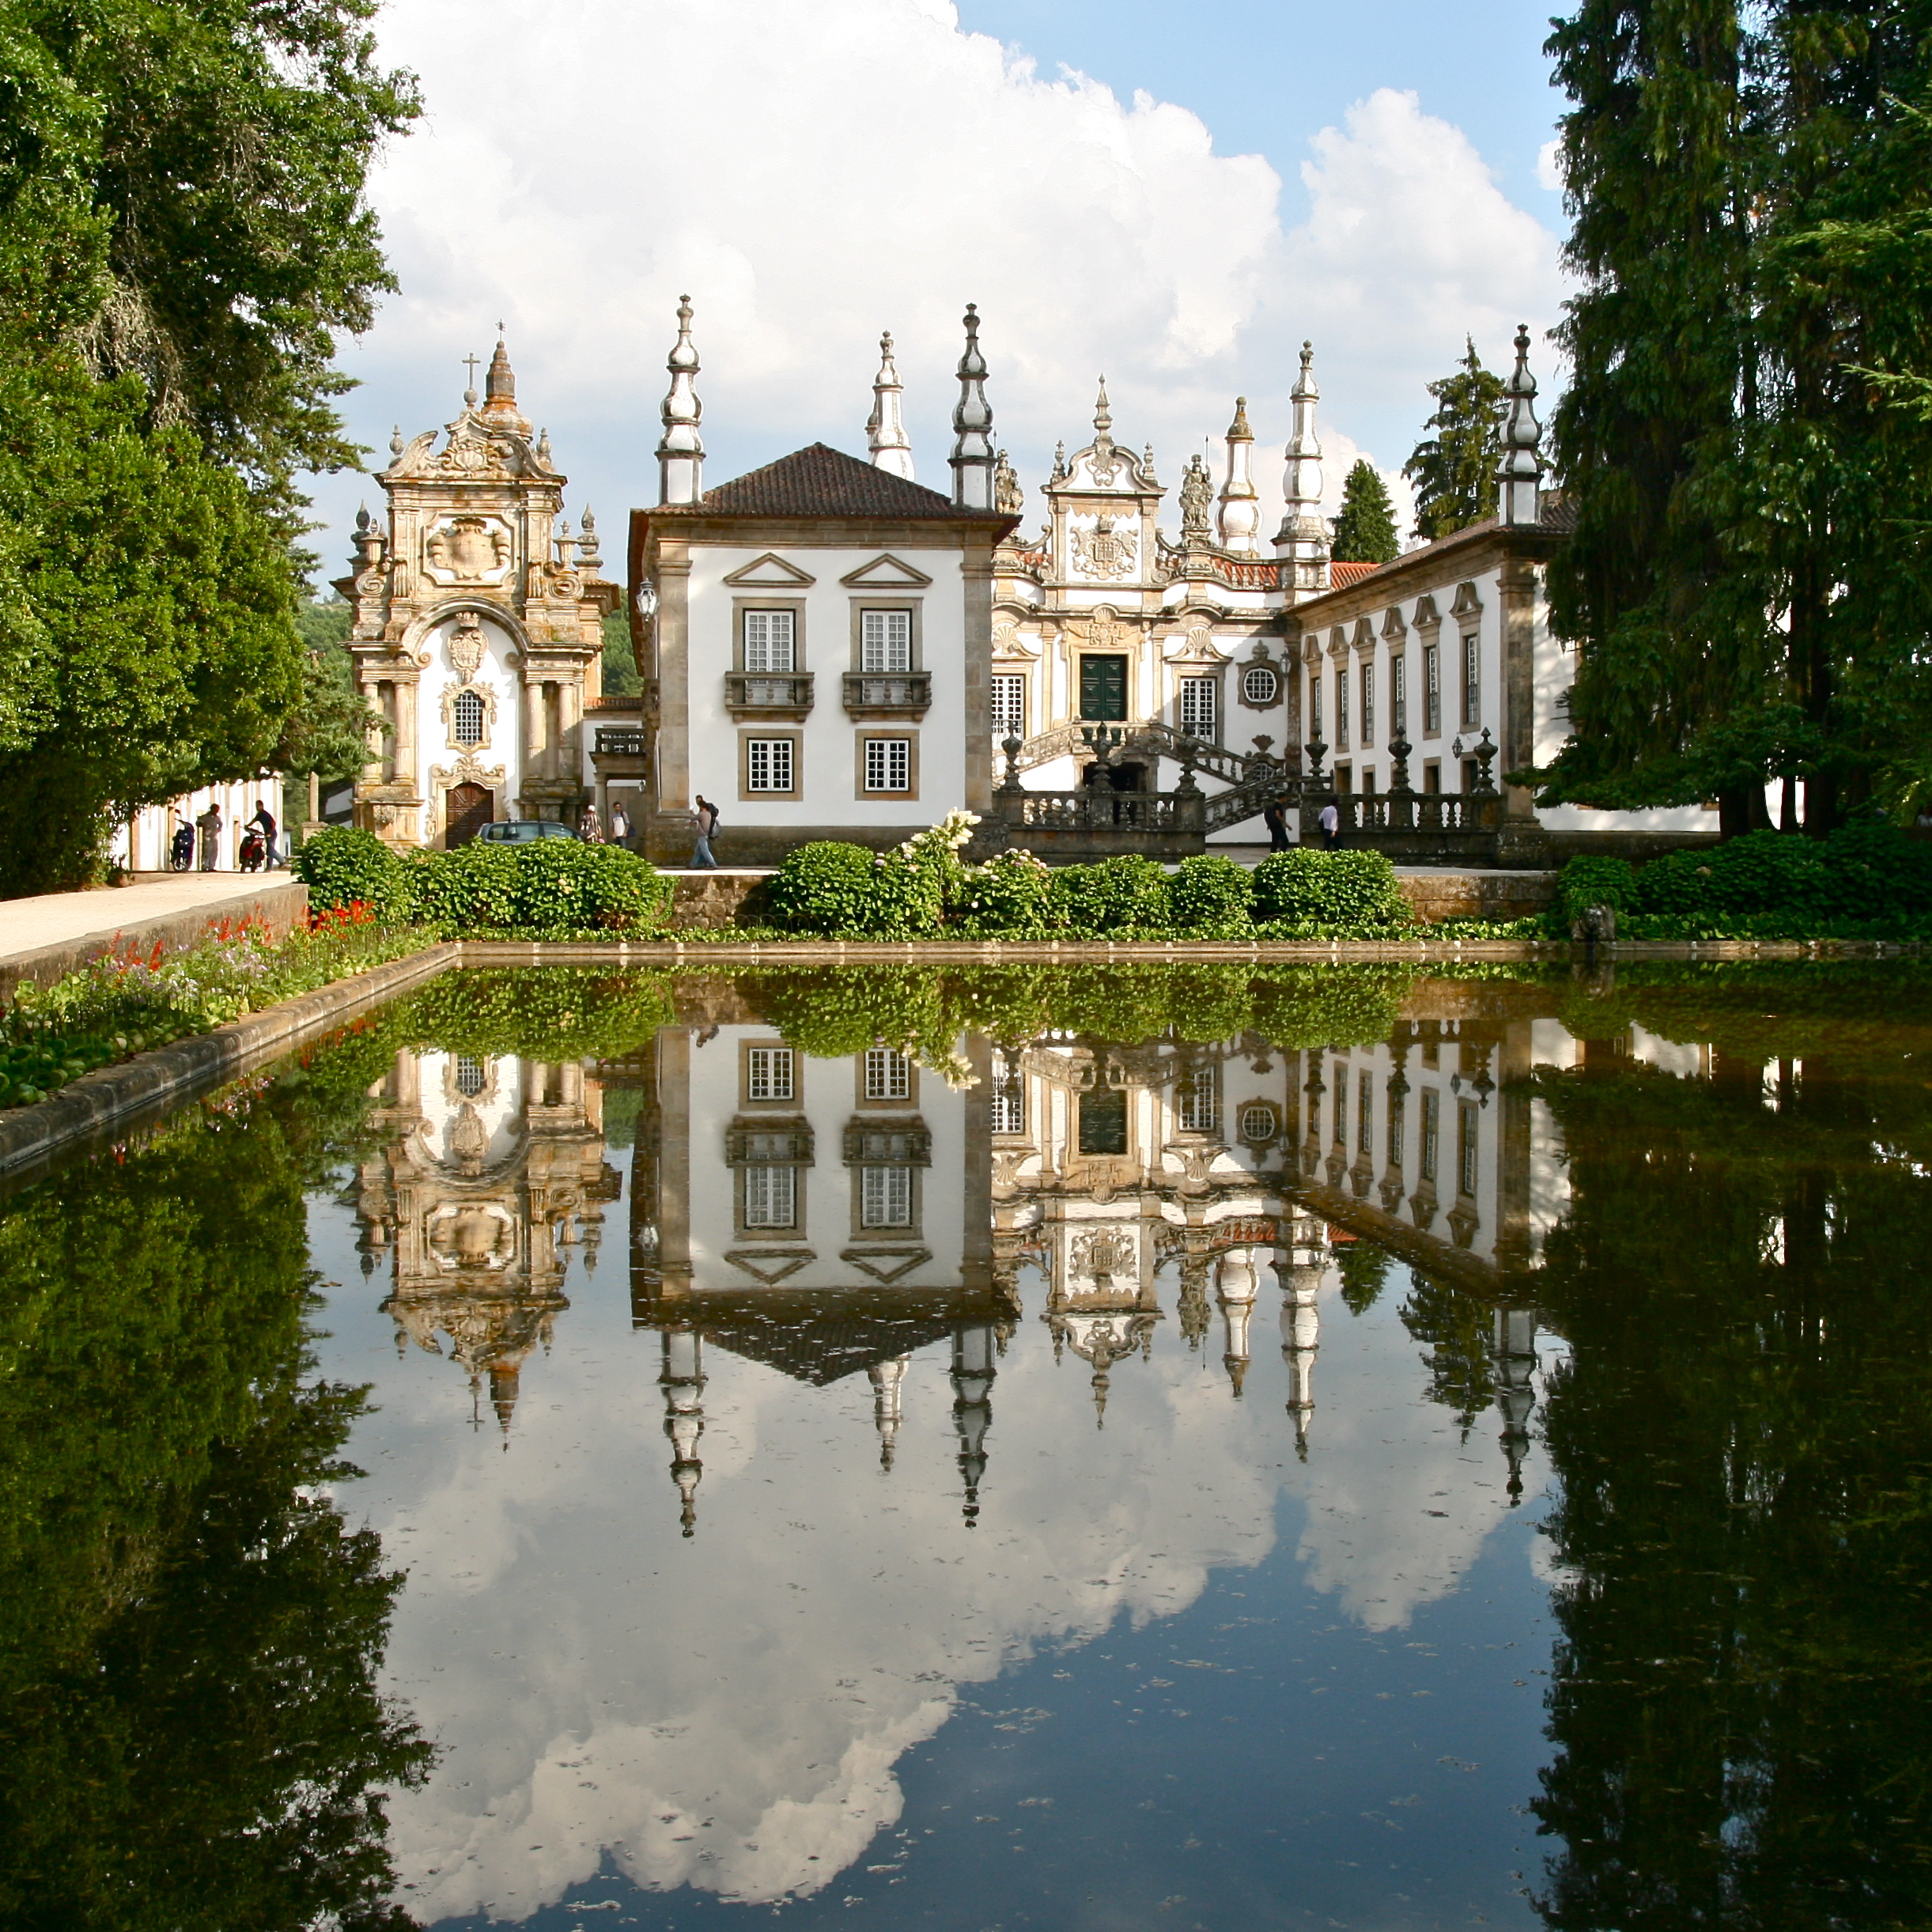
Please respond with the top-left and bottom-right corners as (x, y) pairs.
(603, 984), (1563, 1529)
(354, 1049), (621, 1430)
(344, 990), (1563, 1512)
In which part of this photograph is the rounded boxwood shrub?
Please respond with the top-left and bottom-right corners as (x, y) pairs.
(407, 841), (520, 932)
(1166, 854), (1254, 938)
(767, 841), (887, 935)
(1252, 848), (1411, 930)
(293, 825), (413, 923)
(958, 849), (1054, 937)
(1049, 855), (1173, 936)
(1633, 832), (1828, 924)
(505, 838), (671, 935)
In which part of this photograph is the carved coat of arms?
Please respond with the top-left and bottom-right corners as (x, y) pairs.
(1072, 515), (1137, 580)
(426, 517), (512, 581)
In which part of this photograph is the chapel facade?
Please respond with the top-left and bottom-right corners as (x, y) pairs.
(338, 339), (620, 849)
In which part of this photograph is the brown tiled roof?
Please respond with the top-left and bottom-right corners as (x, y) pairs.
(694, 443), (992, 520)
(1329, 559), (1382, 586)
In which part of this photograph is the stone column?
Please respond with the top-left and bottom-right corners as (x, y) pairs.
(560, 677), (584, 803)
(961, 540), (996, 814)
(649, 543), (694, 861)
(1498, 555), (1539, 824)
(655, 1026), (691, 1298)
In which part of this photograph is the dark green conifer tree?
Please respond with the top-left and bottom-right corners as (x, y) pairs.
(1330, 458), (1401, 563)
(1402, 340), (1507, 541)
(1535, 0), (1932, 834)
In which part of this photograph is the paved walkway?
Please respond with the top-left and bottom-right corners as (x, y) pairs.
(0, 871), (308, 993)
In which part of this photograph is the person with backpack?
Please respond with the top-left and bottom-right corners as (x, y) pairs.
(692, 795), (720, 868)
(1262, 791), (1292, 852)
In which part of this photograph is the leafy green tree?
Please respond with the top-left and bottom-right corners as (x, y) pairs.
(0, 364), (309, 893)
(1402, 338), (1506, 542)
(1534, 0), (1932, 834)
(1330, 457), (1401, 563)
(0, 0), (418, 892)
(0, 1076), (431, 1927)
(277, 595), (380, 794)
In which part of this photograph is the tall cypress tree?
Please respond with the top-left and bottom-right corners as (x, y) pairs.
(1536, 0), (1932, 833)
(1402, 339), (1507, 541)
(1330, 458), (1401, 562)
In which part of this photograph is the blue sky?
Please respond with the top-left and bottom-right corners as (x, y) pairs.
(306, 0), (1574, 581)
(955, 0), (1568, 210)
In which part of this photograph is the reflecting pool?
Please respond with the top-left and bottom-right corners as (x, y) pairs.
(4, 962), (1931, 1930)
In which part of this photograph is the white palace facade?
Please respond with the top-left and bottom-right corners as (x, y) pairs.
(339, 307), (1715, 863)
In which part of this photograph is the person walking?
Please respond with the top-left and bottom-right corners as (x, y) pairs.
(196, 801), (223, 871)
(577, 803), (605, 844)
(246, 799), (279, 868)
(1318, 798), (1340, 851)
(1262, 791), (1292, 853)
(691, 795), (720, 869)
(610, 799), (632, 850)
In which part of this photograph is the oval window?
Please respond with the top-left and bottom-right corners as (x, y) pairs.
(1242, 665), (1280, 706)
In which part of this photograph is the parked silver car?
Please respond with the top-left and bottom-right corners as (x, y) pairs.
(472, 819), (580, 845)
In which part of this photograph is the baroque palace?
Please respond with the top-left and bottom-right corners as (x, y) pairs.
(338, 305), (1715, 864)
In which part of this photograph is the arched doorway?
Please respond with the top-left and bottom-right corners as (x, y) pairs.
(446, 782), (493, 847)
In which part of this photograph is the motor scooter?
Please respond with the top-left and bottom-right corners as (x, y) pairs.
(168, 825), (195, 871)
(238, 828), (266, 874)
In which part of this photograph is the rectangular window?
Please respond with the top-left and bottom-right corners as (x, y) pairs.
(1458, 1100), (1480, 1197)
(864, 1048), (911, 1101)
(1359, 664), (1375, 748)
(1421, 1088), (1440, 1183)
(1178, 1063), (1219, 1136)
(1335, 667), (1350, 750)
(860, 609), (912, 672)
(1424, 642), (1442, 735)
(991, 674), (1026, 743)
(746, 737), (794, 792)
(1390, 656), (1406, 739)
(1309, 669), (1324, 741)
(863, 737), (911, 792)
(991, 1086), (1025, 1136)
(1332, 1062), (1348, 1145)
(742, 1165), (796, 1229)
(746, 1045), (794, 1102)
(1461, 633), (1480, 727)
(860, 1165), (913, 1228)
(1386, 1083), (1406, 1174)
(1179, 676), (1217, 736)
(1079, 654), (1129, 721)
(1358, 1070), (1373, 1155)
(743, 610), (796, 673)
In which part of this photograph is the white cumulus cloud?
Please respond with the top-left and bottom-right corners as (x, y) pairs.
(308, 6), (1560, 569)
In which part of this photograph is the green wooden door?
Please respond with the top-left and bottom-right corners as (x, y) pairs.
(1079, 654), (1129, 721)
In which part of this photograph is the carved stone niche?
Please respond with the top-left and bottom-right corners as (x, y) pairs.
(424, 514), (516, 587)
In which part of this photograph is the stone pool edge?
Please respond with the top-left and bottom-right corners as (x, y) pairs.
(0, 941), (462, 1184)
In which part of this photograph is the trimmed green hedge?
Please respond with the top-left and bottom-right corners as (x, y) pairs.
(1252, 848), (1413, 932)
(294, 826), (671, 937)
(1550, 825), (1932, 940)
